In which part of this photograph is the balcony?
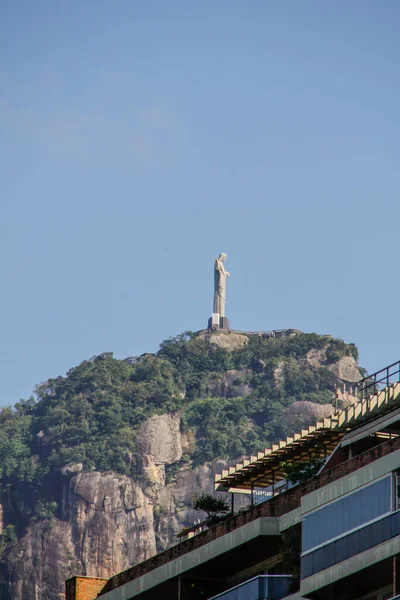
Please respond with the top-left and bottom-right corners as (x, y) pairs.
(208, 575), (293, 600)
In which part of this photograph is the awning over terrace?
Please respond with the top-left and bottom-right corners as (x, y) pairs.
(215, 382), (400, 492)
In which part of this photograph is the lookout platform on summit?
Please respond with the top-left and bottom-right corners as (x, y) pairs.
(199, 327), (302, 338)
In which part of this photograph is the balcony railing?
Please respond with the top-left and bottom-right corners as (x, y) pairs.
(208, 575), (293, 600)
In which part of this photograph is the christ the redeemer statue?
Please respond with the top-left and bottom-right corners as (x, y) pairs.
(214, 253), (230, 317)
(208, 253), (230, 330)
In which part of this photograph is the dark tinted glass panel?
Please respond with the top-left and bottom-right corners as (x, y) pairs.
(265, 577), (292, 597)
(312, 548), (325, 574)
(302, 476), (392, 552)
(208, 576), (292, 600)
(301, 554), (313, 579)
(358, 524), (372, 552)
(301, 511), (400, 578)
(346, 529), (360, 557)
(335, 536), (348, 561)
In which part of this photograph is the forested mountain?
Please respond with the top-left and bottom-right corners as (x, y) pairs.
(0, 330), (362, 600)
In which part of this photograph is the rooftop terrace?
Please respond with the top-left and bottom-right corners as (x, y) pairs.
(215, 363), (400, 492)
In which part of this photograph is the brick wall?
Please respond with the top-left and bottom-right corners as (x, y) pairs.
(65, 577), (108, 600)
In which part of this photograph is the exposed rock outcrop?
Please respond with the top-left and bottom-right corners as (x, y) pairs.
(198, 330), (249, 350)
(209, 369), (252, 398)
(282, 401), (335, 430)
(139, 413), (182, 467)
(273, 361), (285, 390)
(328, 355), (362, 383)
(304, 348), (327, 368)
(138, 413), (182, 497)
(154, 459), (234, 552)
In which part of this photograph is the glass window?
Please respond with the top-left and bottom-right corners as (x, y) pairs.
(302, 475), (392, 553)
(208, 576), (292, 600)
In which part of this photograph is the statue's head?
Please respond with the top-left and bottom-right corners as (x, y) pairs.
(218, 253), (227, 261)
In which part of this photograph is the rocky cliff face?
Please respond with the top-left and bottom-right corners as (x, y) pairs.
(2, 471), (156, 600)
(0, 415), (228, 600)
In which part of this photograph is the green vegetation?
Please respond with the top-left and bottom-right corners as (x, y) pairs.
(0, 524), (17, 554)
(192, 492), (230, 519)
(33, 500), (58, 522)
(280, 459), (325, 485)
(0, 330), (360, 548)
(280, 524), (301, 591)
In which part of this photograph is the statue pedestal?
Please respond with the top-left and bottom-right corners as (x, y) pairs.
(208, 316), (230, 330)
(219, 317), (230, 330)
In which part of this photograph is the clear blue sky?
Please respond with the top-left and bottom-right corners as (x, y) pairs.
(1, 1), (400, 405)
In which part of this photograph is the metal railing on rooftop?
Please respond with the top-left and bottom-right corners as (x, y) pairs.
(253, 488), (273, 505)
(336, 360), (400, 410)
(358, 360), (400, 400)
(176, 518), (210, 541)
(253, 480), (296, 505)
